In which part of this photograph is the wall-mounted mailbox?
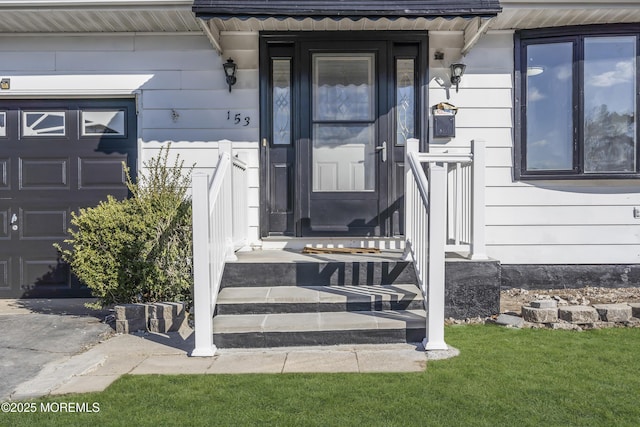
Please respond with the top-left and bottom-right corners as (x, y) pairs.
(432, 102), (457, 138)
(433, 115), (455, 138)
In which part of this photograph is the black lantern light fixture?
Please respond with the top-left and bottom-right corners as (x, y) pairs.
(450, 63), (466, 93)
(223, 58), (237, 92)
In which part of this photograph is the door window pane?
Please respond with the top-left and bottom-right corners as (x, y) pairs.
(396, 59), (415, 145)
(81, 110), (126, 136)
(313, 54), (375, 121)
(525, 42), (573, 171)
(312, 124), (375, 192)
(22, 111), (65, 136)
(272, 58), (292, 145)
(584, 36), (636, 173)
(312, 52), (376, 193)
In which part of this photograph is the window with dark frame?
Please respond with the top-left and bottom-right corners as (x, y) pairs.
(516, 26), (639, 180)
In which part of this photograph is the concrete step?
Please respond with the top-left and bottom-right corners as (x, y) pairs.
(212, 310), (426, 348)
(216, 285), (424, 315)
(222, 254), (417, 288)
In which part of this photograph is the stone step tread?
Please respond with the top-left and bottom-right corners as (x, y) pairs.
(217, 285), (422, 305)
(212, 309), (426, 334)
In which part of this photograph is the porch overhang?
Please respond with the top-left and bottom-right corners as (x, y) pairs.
(192, 0), (502, 21)
(194, 0), (501, 54)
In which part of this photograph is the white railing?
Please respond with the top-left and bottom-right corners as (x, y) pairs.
(404, 138), (486, 351)
(191, 143), (247, 357)
(442, 141), (487, 260)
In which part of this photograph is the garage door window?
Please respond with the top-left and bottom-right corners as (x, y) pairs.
(81, 110), (126, 136)
(22, 111), (66, 137)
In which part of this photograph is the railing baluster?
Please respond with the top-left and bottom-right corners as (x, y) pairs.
(470, 139), (488, 260)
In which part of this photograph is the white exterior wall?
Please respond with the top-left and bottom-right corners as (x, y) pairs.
(429, 31), (640, 265)
(3, 29), (639, 264)
(0, 31), (262, 243)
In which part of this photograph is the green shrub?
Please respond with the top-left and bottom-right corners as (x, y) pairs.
(56, 146), (193, 308)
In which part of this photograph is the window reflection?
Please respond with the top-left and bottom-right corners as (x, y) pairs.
(584, 36), (636, 173)
(525, 42), (573, 171)
(22, 111), (66, 137)
(81, 110), (125, 136)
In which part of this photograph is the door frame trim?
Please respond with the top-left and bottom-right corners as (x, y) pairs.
(259, 31), (429, 238)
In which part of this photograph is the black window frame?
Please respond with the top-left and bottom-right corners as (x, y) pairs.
(515, 24), (640, 180)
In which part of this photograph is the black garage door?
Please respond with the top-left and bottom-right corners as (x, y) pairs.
(0, 99), (137, 298)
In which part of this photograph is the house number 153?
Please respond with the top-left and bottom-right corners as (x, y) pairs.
(227, 111), (250, 126)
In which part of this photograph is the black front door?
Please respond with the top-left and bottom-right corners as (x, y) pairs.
(0, 99), (137, 297)
(301, 42), (387, 236)
(261, 34), (425, 237)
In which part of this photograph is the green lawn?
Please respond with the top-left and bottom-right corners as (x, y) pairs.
(5, 325), (640, 427)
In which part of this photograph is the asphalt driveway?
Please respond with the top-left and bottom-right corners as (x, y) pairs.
(0, 299), (113, 401)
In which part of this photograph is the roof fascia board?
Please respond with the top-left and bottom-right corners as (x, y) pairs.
(193, 1), (502, 19)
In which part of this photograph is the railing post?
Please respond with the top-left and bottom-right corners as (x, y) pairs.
(233, 152), (249, 250)
(403, 138), (420, 261)
(191, 172), (216, 357)
(219, 141), (237, 261)
(425, 162), (448, 351)
(470, 139), (488, 260)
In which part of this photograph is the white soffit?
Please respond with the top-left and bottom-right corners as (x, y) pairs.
(211, 16), (474, 32)
(0, 1), (201, 32)
(494, 0), (640, 30)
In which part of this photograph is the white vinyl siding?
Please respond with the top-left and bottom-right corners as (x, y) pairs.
(3, 29), (639, 262)
(430, 31), (640, 264)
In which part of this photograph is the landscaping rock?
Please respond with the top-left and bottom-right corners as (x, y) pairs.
(115, 303), (147, 321)
(549, 322), (582, 331)
(115, 303), (148, 334)
(496, 313), (524, 328)
(592, 303), (632, 322)
(149, 302), (185, 319)
(558, 306), (599, 324)
(530, 300), (557, 309)
(625, 317), (640, 327)
(115, 318), (147, 334)
(522, 306), (558, 323)
(553, 296), (569, 306)
(629, 303), (640, 319)
(148, 317), (186, 333)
